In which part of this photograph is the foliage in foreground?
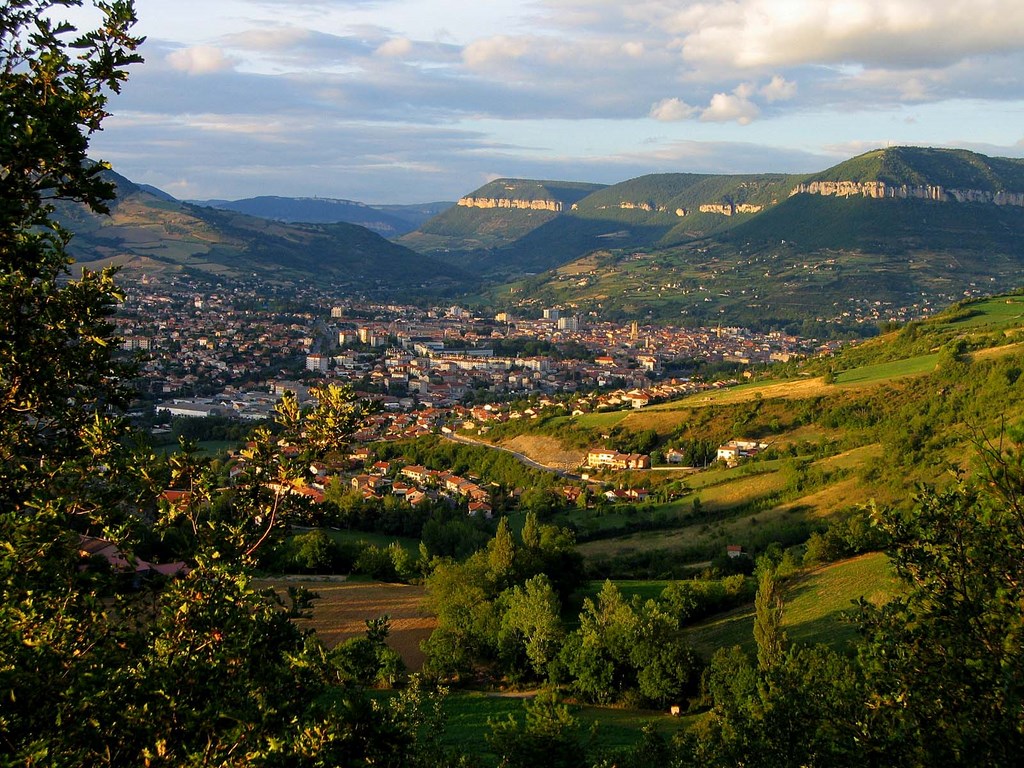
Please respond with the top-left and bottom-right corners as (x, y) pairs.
(0, 4), (457, 765)
(617, 439), (1024, 767)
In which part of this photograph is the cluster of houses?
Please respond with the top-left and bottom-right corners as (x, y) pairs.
(78, 534), (189, 582)
(347, 460), (493, 516)
(230, 449), (496, 518)
(116, 277), (323, 396)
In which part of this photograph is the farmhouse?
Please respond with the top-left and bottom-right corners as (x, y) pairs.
(586, 448), (651, 470)
(716, 439), (769, 466)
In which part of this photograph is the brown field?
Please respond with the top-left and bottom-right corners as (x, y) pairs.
(969, 340), (1024, 361)
(259, 579), (436, 671)
(772, 476), (868, 519)
(500, 434), (587, 471)
(697, 377), (833, 404)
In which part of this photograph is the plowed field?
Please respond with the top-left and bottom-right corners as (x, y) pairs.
(261, 579), (435, 671)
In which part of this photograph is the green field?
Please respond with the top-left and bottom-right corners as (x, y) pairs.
(684, 552), (899, 657)
(152, 439), (237, 457)
(441, 690), (695, 766)
(941, 295), (1024, 329)
(835, 353), (940, 385)
(569, 411), (632, 429)
(322, 528), (421, 557)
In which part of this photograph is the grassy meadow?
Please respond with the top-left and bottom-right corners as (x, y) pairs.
(684, 552), (899, 656)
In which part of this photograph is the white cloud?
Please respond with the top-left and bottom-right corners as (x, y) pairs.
(90, 1), (1024, 202)
(463, 36), (531, 68)
(701, 85), (761, 125)
(166, 46), (237, 75)
(622, 41), (645, 58)
(220, 27), (312, 53)
(376, 37), (413, 57)
(674, 0), (1024, 70)
(760, 75), (797, 102)
(650, 97), (698, 122)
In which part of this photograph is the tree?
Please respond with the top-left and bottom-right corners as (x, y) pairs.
(855, 457), (1024, 765)
(422, 558), (498, 680)
(0, 6), (442, 763)
(560, 580), (637, 703)
(294, 528), (342, 573)
(331, 616), (406, 687)
(753, 563), (787, 671)
(497, 574), (565, 679)
(486, 690), (590, 768)
(520, 510), (541, 549)
(629, 599), (700, 707)
(700, 645), (865, 768)
(486, 515), (517, 588)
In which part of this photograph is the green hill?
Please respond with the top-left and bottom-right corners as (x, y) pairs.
(399, 178), (605, 255)
(59, 170), (466, 292)
(808, 146), (1024, 190)
(407, 172), (804, 278)
(193, 195), (450, 236)
(477, 148), (1024, 326)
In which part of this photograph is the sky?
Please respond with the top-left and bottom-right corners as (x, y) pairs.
(70, 0), (1024, 204)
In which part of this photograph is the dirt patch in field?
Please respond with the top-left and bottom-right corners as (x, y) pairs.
(260, 580), (436, 671)
(501, 435), (586, 472)
(970, 340), (1024, 361)
(702, 377), (832, 404)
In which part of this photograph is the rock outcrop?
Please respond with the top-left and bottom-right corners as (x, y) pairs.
(790, 181), (1024, 207)
(457, 196), (562, 212)
(698, 202), (764, 216)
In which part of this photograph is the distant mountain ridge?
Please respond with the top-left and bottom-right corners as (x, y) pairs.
(57, 148), (1024, 326)
(789, 147), (1024, 207)
(401, 171), (804, 276)
(192, 195), (452, 236)
(58, 170), (466, 292)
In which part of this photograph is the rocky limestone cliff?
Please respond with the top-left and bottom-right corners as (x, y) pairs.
(457, 196), (563, 212)
(790, 181), (1024, 207)
(698, 202), (764, 216)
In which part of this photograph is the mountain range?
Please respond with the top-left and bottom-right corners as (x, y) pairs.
(192, 196), (451, 236)
(397, 147), (1024, 329)
(60, 147), (1024, 327)
(58, 171), (466, 293)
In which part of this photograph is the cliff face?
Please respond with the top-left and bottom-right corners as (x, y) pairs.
(790, 181), (1024, 207)
(698, 202), (764, 216)
(457, 196), (562, 212)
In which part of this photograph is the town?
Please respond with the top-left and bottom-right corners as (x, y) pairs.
(119, 272), (835, 415)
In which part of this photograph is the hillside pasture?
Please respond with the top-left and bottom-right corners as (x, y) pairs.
(685, 552), (898, 656)
(835, 353), (940, 385)
(653, 377), (833, 408)
(941, 295), (1024, 329)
